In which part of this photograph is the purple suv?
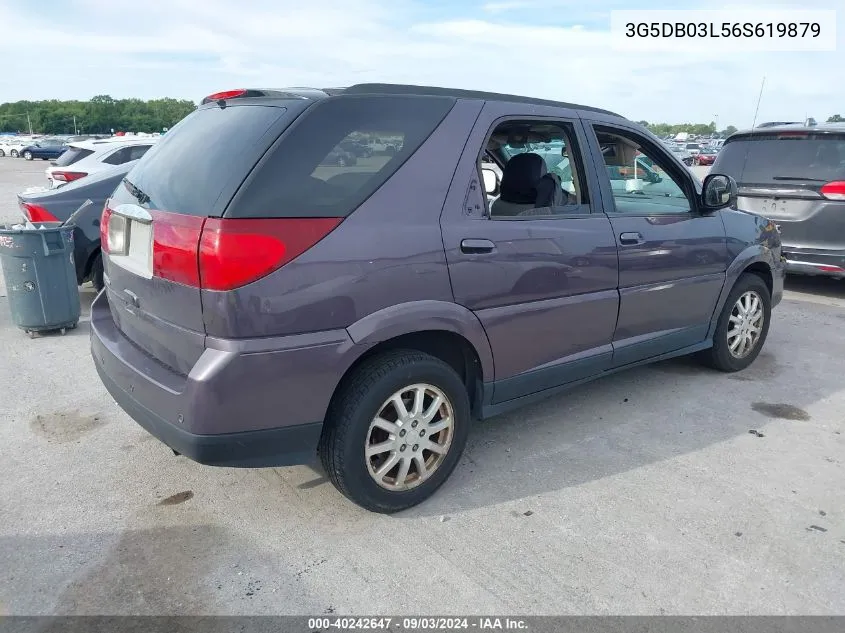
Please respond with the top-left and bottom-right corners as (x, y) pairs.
(90, 84), (785, 512)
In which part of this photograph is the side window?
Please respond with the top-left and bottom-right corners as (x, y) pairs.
(593, 126), (692, 215)
(128, 145), (152, 161)
(102, 147), (130, 165)
(482, 119), (588, 219)
(229, 95), (455, 219)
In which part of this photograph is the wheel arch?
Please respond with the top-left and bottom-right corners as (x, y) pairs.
(340, 301), (496, 418)
(707, 246), (775, 340)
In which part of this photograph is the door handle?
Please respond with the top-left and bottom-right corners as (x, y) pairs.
(619, 232), (644, 245)
(460, 238), (496, 254)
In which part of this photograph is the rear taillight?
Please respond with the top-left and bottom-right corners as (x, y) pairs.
(19, 202), (59, 223)
(820, 181), (845, 201)
(151, 211), (205, 287)
(198, 218), (342, 291)
(52, 171), (88, 183)
(100, 205), (112, 253)
(104, 208), (342, 290)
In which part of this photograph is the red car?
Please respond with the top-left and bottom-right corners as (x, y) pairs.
(696, 148), (718, 166)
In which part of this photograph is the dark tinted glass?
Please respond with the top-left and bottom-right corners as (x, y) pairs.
(128, 145), (152, 161)
(53, 147), (94, 167)
(102, 147), (131, 165)
(113, 105), (288, 216)
(715, 133), (845, 183)
(228, 95), (455, 218)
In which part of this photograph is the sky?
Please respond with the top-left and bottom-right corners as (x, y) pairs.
(0, 0), (842, 126)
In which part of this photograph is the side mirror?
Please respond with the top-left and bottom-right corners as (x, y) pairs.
(701, 173), (737, 210)
(481, 167), (500, 196)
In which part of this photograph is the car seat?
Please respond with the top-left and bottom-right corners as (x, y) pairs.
(490, 152), (547, 217)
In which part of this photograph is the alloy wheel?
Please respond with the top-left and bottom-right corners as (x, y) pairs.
(365, 384), (454, 491)
(727, 290), (764, 359)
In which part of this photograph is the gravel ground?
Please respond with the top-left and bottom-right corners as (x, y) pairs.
(0, 157), (843, 616)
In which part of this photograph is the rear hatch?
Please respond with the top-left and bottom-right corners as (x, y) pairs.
(101, 99), (310, 375)
(48, 145), (95, 187)
(714, 130), (845, 248)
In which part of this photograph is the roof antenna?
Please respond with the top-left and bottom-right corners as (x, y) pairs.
(739, 76), (766, 188)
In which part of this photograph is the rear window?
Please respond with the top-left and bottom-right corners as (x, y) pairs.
(53, 147), (94, 167)
(113, 105), (289, 216)
(715, 133), (845, 183)
(227, 95), (455, 218)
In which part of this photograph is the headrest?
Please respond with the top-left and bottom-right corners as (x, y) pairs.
(500, 152), (547, 204)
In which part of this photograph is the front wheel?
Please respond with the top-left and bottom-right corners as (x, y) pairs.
(10, 150), (18, 158)
(23, 151), (32, 160)
(698, 273), (771, 372)
(319, 350), (471, 513)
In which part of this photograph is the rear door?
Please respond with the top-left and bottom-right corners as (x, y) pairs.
(441, 102), (619, 403)
(713, 130), (845, 256)
(102, 101), (307, 375)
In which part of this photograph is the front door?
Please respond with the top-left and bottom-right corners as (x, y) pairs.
(584, 122), (729, 367)
(440, 103), (620, 404)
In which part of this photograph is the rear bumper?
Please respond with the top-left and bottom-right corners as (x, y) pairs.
(94, 358), (323, 467)
(90, 290), (356, 467)
(781, 247), (845, 278)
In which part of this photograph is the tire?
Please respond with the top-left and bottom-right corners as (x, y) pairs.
(698, 273), (771, 372)
(23, 151), (32, 160)
(10, 150), (18, 158)
(91, 252), (104, 291)
(0, 150), (5, 157)
(319, 350), (471, 513)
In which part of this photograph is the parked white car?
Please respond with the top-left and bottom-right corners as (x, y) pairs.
(0, 138), (35, 158)
(44, 137), (157, 188)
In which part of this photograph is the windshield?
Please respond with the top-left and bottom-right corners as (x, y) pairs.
(715, 134), (845, 183)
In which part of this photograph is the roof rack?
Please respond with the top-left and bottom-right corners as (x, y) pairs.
(342, 83), (621, 117)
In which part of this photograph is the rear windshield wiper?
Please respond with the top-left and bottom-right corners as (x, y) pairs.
(121, 178), (150, 205)
(771, 176), (827, 182)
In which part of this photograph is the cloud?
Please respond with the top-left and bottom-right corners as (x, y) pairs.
(0, 0), (842, 126)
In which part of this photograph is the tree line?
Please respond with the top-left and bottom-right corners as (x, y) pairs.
(1, 94), (841, 136)
(0, 95), (196, 134)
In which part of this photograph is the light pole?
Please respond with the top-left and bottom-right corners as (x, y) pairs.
(714, 114), (719, 136)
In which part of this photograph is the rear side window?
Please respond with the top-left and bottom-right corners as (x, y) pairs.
(113, 105), (289, 216)
(102, 147), (131, 165)
(716, 133), (845, 183)
(228, 95), (455, 218)
(128, 145), (151, 161)
(103, 145), (152, 165)
(53, 147), (93, 166)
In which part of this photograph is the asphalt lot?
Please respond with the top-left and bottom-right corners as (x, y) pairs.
(1, 158), (844, 615)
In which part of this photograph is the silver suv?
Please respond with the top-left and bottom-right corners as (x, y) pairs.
(713, 123), (845, 277)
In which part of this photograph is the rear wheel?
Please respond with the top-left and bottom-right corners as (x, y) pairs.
(0, 150), (5, 157)
(91, 252), (104, 291)
(23, 151), (32, 160)
(319, 350), (471, 513)
(698, 273), (771, 372)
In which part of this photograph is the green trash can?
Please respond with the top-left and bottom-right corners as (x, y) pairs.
(0, 222), (80, 337)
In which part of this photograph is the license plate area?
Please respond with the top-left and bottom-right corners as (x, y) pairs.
(108, 204), (153, 279)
